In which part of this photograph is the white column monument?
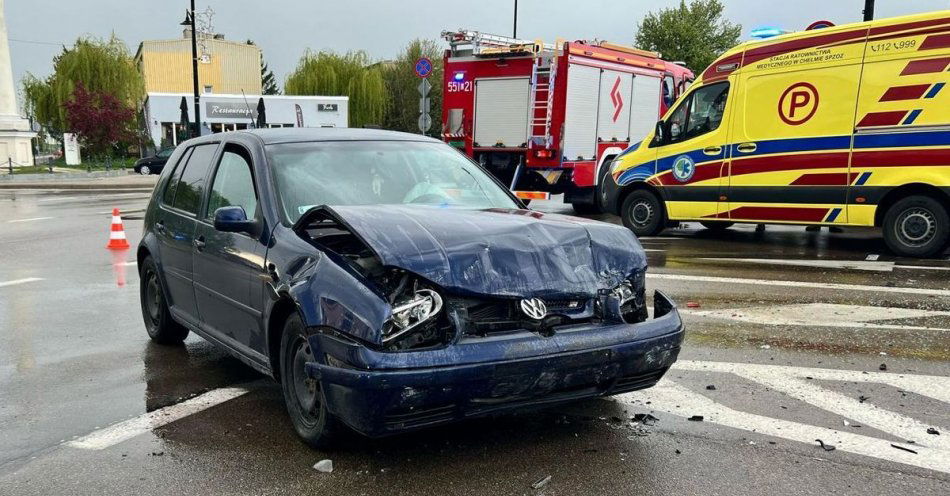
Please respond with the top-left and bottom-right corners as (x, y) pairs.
(0, 0), (35, 168)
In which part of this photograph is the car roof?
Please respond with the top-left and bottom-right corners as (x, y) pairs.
(188, 127), (444, 146)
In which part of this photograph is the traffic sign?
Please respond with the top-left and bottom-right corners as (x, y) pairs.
(414, 57), (433, 78)
(418, 113), (432, 133)
(419, 98), (430, 113)
(417, 78), (431, 97)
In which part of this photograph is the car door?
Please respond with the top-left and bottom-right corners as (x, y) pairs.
(654, 81), (732, 220)
(192, 143), (268, 359)
(153, 142), (219, 326)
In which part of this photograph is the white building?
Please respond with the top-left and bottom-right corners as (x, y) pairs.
(143, 92), (349, 148)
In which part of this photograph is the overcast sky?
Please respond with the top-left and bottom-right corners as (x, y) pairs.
(7, 0), (950, 88)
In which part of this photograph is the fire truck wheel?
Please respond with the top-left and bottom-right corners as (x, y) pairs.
(882, 195), (949, 258)
(699, 221), (734, 231)
(621, 190), (665, 237)
(571, 202), (600, 215)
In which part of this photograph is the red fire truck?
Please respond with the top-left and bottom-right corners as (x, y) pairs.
(441, 30), (694, 213)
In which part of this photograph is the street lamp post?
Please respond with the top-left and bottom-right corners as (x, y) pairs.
(181, 1), (200, 138)
(513, 0), (518, 38)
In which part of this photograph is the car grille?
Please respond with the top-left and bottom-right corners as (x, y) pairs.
(452, 297), (595, 336)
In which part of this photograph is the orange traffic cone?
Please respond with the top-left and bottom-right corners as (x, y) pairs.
(106, 208), (131, 250)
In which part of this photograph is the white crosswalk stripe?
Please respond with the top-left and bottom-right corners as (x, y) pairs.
(618, 360), (950, 474)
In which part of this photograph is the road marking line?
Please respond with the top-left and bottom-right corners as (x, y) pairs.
(0, 277), (44, 288)
(37, 196), (77, 202)
(6, 216), (53, 223)
(620, 381), (950, 475)
(119, 261), (137, 266)
(66, 387), (249, 450)
(685, 303), (950, 332)
(647, 273), (950, 297)
(698, 257), (895, 272)
(643, 249), (665, 253)
(673, 360), (950, 409)
(896, 265), (950, 272)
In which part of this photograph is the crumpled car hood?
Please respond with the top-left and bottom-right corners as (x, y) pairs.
(318, 204), (646, 299)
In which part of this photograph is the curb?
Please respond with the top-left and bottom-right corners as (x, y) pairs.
(0, 182), (156, 190)
(0, 170), (132, 182)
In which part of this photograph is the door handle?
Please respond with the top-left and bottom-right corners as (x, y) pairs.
(194, 236), (206, 251)
(155, 220), (166, 234)
(736, 142), (757, 153)
(703, 146), (723, 156)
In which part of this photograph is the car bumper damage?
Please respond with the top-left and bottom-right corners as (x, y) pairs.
(305, 290), (684, 436)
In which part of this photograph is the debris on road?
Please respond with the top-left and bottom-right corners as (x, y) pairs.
(686, 301), (700, 308)
(927, 427), (940, 435)
(531, 475), (552, 489)
(890, 444), (917, 454)
(688, 415), (704, 422)
(706, 385), (717, 390)
(631, 413), (659, 425)
(815, 439), (836, 452)
(858, 395), (870, 403)
(878, 363), (887, 371)
(313, 459), (333, 473)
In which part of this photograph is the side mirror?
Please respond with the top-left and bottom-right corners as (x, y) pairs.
(213, 206), (254, 233)
(654, 121), (666, 145)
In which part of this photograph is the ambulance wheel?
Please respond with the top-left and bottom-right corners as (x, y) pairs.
(621, 190), (665, 237)
(882, 195), (950, 258)
(700, 221), (734, 231)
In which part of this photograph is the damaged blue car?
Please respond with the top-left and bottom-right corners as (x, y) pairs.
(137, 128), (684, 448)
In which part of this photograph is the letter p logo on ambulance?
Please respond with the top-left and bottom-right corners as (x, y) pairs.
(778, 82), (819, 125)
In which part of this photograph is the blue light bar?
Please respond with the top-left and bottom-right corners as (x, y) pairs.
(750, 26), (788, 39)
(454, 72), (465, 81)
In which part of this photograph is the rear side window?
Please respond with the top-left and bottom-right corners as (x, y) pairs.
(162, 147), (192, 205)
(171, 144), (218, 215)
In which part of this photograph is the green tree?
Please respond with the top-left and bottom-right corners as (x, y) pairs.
(21, 36), (144, 147)
(634, 0), (742, 74)
(381, 39), (443, 135)
(284, 50), (387, 127)
(246, 39), (280, 95)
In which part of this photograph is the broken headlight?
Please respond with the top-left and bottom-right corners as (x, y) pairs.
(383, 288), (444, 345)
(609, 272), (647, 324)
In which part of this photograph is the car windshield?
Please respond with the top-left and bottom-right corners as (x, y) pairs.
(267, 140), (519, 223)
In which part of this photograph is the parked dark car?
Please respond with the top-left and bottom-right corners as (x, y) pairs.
(137, 128), (684, 448)
(134, 148), (175, 175)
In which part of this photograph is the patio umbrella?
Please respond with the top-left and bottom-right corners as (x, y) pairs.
(178, 96), (190, 139)
(256, 97), (267, 128)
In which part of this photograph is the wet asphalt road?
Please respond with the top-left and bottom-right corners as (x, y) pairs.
(0, 185), (948, 495)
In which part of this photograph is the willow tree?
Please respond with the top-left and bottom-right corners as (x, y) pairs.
(285, 50), (387, 128)
(22, 35), (144, 145)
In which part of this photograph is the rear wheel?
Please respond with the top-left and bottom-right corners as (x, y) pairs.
(595, 156), (616, 213)
(621, 189), (665, 237)
(700, 221), (735, 231)
(280, 313), (340, 449)
(882, 195), (949, 258)
(139, 256), (189, 344)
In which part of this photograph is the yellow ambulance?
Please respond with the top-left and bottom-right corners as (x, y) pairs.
(605, 11), (950, 257)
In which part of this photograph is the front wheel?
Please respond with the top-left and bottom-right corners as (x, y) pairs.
(280, 313), (340, 449)
(882, 195), (949, 258)
(621, 189), (665, 237)
(139, 165), (151, 175)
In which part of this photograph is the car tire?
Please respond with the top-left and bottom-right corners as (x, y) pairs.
(882, 195), (950, 258)
(595, 157), (615, 213)
(279, 313), (340, 450)
(139, 165), (151, 175)
(700, 221), (735, 231)
(139, 256), (189, 345)
(571, 202), (600, 215)
(621, 189), (665, 237)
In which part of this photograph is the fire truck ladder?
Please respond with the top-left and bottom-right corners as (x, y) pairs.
(529, 50), (557, 148)
(441, 29), (555, 56)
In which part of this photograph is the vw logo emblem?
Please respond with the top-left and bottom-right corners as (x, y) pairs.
(519, 298), (547, 320)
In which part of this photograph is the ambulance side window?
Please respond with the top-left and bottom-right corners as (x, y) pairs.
(666, 82), (729, 144)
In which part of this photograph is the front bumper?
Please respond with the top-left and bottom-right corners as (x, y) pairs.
(306, 290), (684, 437)
(604, 168), (624, 215)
